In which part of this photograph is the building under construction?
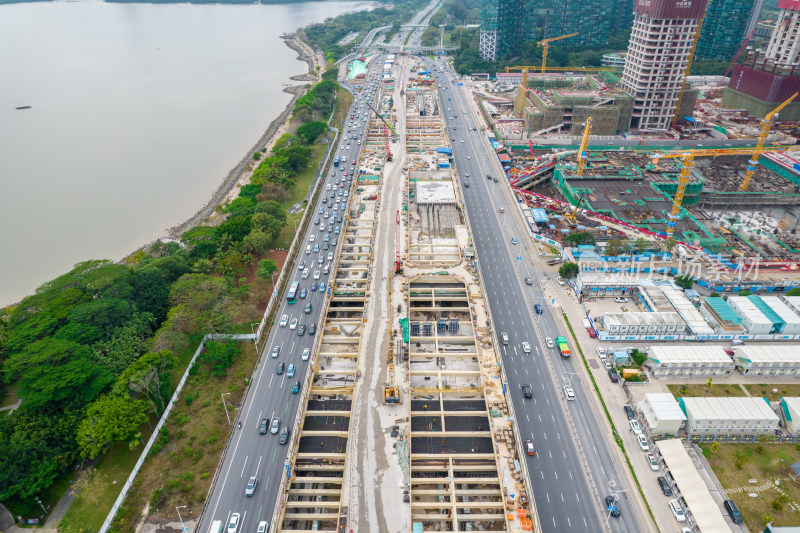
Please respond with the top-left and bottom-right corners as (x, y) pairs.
(695, 0), (757, 61)
(723, 0), (800, 119)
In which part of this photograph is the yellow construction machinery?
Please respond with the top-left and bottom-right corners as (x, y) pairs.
(576, 117), (592, 176)
(385, 271), (400, 404)
(740, 92), (798, 191)
(565, 190), (588, 225)
(652, 143), (800, 238)
(538, 32), (578, 73)
(671, 13), (706, 126)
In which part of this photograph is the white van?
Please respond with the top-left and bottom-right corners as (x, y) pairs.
(208, 520), (224, 533)
(305, 245), (311, 255)
(323, 263), (330, 275)
(501, 332), (509, 345)
(564, 386), (575, 401)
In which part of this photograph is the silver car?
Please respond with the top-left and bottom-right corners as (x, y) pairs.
(245, 475), (257, 496)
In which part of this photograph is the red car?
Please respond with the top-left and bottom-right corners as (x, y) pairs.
(525, 440), (535, 456)
(587, 328), (597, 338)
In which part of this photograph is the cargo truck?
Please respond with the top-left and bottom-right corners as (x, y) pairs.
(556, 336), (570, 358)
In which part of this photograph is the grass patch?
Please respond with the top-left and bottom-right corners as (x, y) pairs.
(331, 85), (354, 128)
(59, 431), (151, 533)
(107, 341), (258, 532)
(746, 384), (800, 402)
(668, 383), (748, 399)
(274, 209), (305, 250)
(700, 443), (800, 530)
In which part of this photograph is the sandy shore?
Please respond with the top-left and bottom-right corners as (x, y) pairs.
(163, 32), (323, 239)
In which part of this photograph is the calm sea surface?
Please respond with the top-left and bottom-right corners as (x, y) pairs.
(0, 0), (366, 306)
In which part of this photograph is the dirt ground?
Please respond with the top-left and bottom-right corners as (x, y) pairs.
(700, 443), (800, 530)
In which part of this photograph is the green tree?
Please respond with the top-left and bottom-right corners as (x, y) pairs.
(605, 238), (622, 256)
(216, 214), (253, 243)
(114, 350), (178, 415)
(252, 212), (284, 242)
(559, 262), (580, 279)
(192, 258), (213, 274)
(674, 274), (694, 290)
(77, 394), (148, 459)
(257, 259), (278, 281)
(786, 288), (800, 296)
(4, 338), (113, 411)
(131, 266), (170, 323)
(295, 121), (328, 144)
(219, 250), (246, 279)
(738, 289), (753, 296)
(200, 340), (242, 377)
(630, 348), (647, 367)
(241, 230), (272, 256)
(564, 232), (595, 246)
(91, 313), (153, 376)
(634, 238), (650, 253)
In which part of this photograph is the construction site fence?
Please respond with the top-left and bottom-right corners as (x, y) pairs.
(507, 138), (784, 150)
(100, 333), (255, 533)
(599, 332), (800, 342)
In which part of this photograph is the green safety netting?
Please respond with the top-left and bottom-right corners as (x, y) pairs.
(399, 317), (409, 343)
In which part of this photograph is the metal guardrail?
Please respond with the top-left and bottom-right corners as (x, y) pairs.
(99, 333), (254, 533)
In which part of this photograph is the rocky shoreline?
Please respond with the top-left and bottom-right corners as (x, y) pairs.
(163, 33), (318, 240)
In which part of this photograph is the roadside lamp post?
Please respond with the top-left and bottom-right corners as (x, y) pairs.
(175, 505), (188, 533)
(221, 392), (232, 426)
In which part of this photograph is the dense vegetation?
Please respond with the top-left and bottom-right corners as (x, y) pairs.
(303, 0), (429, 61)
(0, 75), (339, 518)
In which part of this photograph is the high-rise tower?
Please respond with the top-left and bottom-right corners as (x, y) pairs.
(621, 0), (709, 130)
(696, 0), (757, 61)
(723, 0), (800, 119)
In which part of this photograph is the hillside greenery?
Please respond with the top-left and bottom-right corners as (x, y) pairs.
(0, 75), (339, 518)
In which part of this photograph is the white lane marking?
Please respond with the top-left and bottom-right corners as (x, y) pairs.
(254, 455), (263, 476)
(240, 456), (248, 477)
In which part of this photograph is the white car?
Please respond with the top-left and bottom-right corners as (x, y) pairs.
(556, 277), (565, 286)
(669, 499), (686, 522)
(302, 268), (310, 279)
(614, 297), (628, 303)
(280, 314), (288, 327)
(245, 475), (257, 496)
(637, 434), (649, 451)
(289, 317), (298, 330)
(597, 347), (607, 359)
(309, 234), (315, 243)
(302, 347), (310, 361)
(563, 386), (575, 401)
(629, 419), (642, 435)
(545, 337), (554, 348)
(257, 521), (268, 533)
(313, 270), (321, 280)
(646, 453), (659, 471)
(521, 342), (531, 353)
(227, 513), (240, 533)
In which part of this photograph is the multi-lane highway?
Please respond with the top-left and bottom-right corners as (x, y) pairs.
(427, 58), (646, 532)
(199, 57), (386, 533)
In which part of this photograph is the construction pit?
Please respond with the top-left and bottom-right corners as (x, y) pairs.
(507, 146), (800, 261)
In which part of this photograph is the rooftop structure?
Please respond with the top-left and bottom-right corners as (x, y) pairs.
(600, 312), (686, 335)
(727, 296), (778, 334)
(645, 345), (734, 377)
(696, 0), (757, 61)
(657, 439), (736, 532)
(780, 397), (800, 434)
(759, 295), (800, 334)
(679, 396), (779, 436)
(621, 0), (709, 130)
(639, 393), (687, 435)
(700, 297), (745, 332)
(661, 286), (715, 336)
(734, 344), (800, 376)
(602, 52), (626, 68)
(415, 181), (457, 204)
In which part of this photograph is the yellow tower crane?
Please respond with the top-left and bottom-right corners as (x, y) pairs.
(576, 117), (592, 176)
(652, 144), (800, 238)
(740, 92), (798, 191)
(538, 32), (578, 73)
(671, 12), (706, 126)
